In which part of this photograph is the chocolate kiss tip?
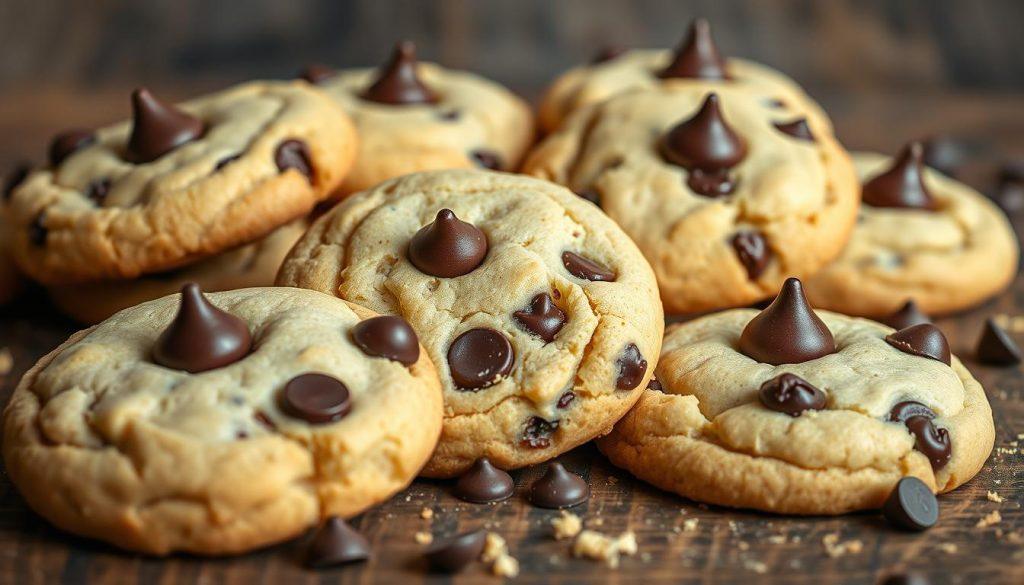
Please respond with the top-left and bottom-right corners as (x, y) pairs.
(977, 318), (1023, 366)
(152, 282), (252, 373)
(661, 92), (747, 172)
(127, 87), (205, 164)
(305, 517), (371, 568)
(361, 40), (439, 105)
(739, 277), (836, 366)
(861, 141), (937, 211)
(408, 209), (488, 278)
(658, 17), (729, 80)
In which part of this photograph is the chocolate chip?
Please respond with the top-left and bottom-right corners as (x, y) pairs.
(759, 373), (826, 416)
(686, 168), (737, 197)
(882, 477), (938, 531)
(880, 572), (931, 585)
(921, 135), (967, 177)
(976, 317), (1022, 365)
(905, 416), (952, 470)
(862, 142), (938, 211)
(883, 300), (931, 330)
(731, 231), (772, 279)
(351, 315), (420, 366)
(152, 283), (252, 373)
(739, 277), (836, 365)
(592, 45), (626, 64)
(528, 462), (589, 508)
(280, 373), (352, 424)
(86, 178), (111, 205)
(470, 149), (502, 170)
(661, 93), (747, 174)
(305, 517), (371, 568)
(299, 63), (336, 84)
(885, 324), (951, 365)
(361, 41), (439, 105)
(562, 251), (615, 281)
(453, 458), (514, 504)
(126, 88), (206, 164)
(408, 209), (487, 278)
(889, 401), (936, 423)
(513, 293), (566, 343)
(29, 213), (47, 246)
(557, 391), (575, 408)
(214, 154), (241, 171)
(49, 130), (95, 166)
(773, 118), (815, 142)
(3, 163), (30, 201)
(424, 530), (486, 573)
(447, 328), (514, 389)
(647, 376), (663, 392)
(274, 139), (313, 181)
(615, 343), (647, 390)
(521, 416), (558, 449)
(657, 18), (729, 80)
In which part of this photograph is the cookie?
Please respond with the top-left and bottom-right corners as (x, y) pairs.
(538, 18), (830, 133)
(2, 285), (442, 554)
(7, 81), (357, 284)
(805, 146), (1019, 317)
(300, 41), (534, 195)
(278, 169), (663, 477)
(47, 219), (308, 324)
(524, 85), (858, 313)
(598, 278), (994, 515)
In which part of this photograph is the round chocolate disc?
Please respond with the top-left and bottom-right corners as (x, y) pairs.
(352, 315), (420, 366)
(280, 373), (352, 424)
(447, 328), (514, 389)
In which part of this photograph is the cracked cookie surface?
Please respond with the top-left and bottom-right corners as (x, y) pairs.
(7, 81), (357, 284)
(597, 310), (994, 515)
(278, 169), (663, 477)
(805, 152), (1018, 317)
(524, 85), (858, 313)
(2, 287), (442, 555)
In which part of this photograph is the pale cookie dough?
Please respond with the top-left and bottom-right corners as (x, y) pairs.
(525, 85), (858, 313)
(278, 170), (663, 477)
(7, 81), (357, 284)
(805, 152), (1019, 317)
(2, 287), (443, 555)
(598, 310), (994, 515)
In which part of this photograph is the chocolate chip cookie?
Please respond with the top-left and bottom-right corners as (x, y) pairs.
(805, 146), (1019, 317)
(278, 169), (664, 477)
(2, 286), (442, 554)
(525, 85), (858, 313)
(7, 82), (357, 284)
(300, 41), (534, 196)
(598, 278), (994, 515)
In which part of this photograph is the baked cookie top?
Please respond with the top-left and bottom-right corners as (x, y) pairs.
(6, 81), (357, 284)
(302, 42), (534, 195)
(2, 286), (442, 555)
(525, 84), (858, 313)
(805, 146), (1018, 317)
(278, 169), (663, 477)
(538, 19), (829, 133)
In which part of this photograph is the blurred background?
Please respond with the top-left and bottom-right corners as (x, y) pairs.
(0, 0), (1022, 172)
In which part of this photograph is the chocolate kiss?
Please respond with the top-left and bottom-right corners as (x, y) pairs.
(657, 18), (729, 80)
(305, 517), (371, 568)
(660, 93), (747, 172)
(528, 462), (589, 509)
(883, 300), (931, 330)
(127, 88), (206, 164)
(408, 209), (488, 278)
(885, 324), (951, 366)
(739, 277), (836, 365)
(976, 318), (1022, 366)
(361, 41), (439, 105)
(425, 530), (486, 573)
(861, 142), (938, 210)
(152, 283), (252, 373)
(453, 458), (514, 503)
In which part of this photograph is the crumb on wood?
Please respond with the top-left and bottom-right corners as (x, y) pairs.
(571, 530), (638, 568)
(744, 559), (768, 574)
(420, 507), (433, 519)
(737, 541), (749, 551)
(938, 543), (958, 554)
(822, 533), (863, 558)
(682, 518), (699, 532)
(0, 348), (12, 376)
(552, 510), (582, 540)
(767, 535), (787, 545)
(977, 510), (1002, 528)
(414, 531), (433, 545)
(987, 491), (1004, 503)
(483, 532), (519, 577)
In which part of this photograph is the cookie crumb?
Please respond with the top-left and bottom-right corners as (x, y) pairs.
(938, 543), (958, 554)
(987, 491), (1004, 503)
(737, 541), (750, 551)
(744, 559), (768, 574)
(822, 533), (863, 558)
(682, 518), (699, 532)
(767, 535), (787, 545)
(572, 530), (637, 568)
(414, 531), (433, 545)
(482, 532), (519, 577)
(0, 348), (11, 376)
(420, 507), (434, 519)
(977, 510), (1002, 528)
(552, 510), (583, 540)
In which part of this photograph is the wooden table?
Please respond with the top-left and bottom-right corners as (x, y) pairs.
(0, 87), (1022, 584)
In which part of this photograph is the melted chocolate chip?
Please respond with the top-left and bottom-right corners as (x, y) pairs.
(409, 209), (488, 278)
(615, 343), (647, 390)
(280, 373), (352, 424)
(773, 118), (815, 142)
(425, 530), (486, 573)
(562, 251), (615, 281)
(976, 318), (1022, 365)
(904, 416), (952, 470)
(528, 462), (589, 508)
(453, 458), (514, 504)
(49, 130), (95, 166)
(731, 231), (772, 279)
(299, 63), (336, 84)
(274, 139), (313, 181)
(361, 41), (439, 105)
(557, 391), (576, 408)
(29, 213), (47, 246)
(661, 93), (747, 174)
(882, 477), (938, 531)
(352, 315), (420, 366)
(889, 401), (936, 423)
(126, 88), (206, 164)
(883, 300), (931, 330)
(592, 45), (626, 64)
(657, 18), (729, 80)
(885, 324), (951, 365)
(447, 328), (514, 389)
(521, 416), (558, 449)
(214, 154), (241, 171)
(759, 373), (826, 416)
(3, 163), (30, 201)
(86, 178), (111, 205)
(470, 149), (502, 170)
(305, 517), (371, 568)
(152, 283), (252, 373)
(686, 168), (737, 197)
(647, 377), (664, 392)
(739, 277), (836, 365)
(513, 293), (567, 343)
(862, 142), (938, 211)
